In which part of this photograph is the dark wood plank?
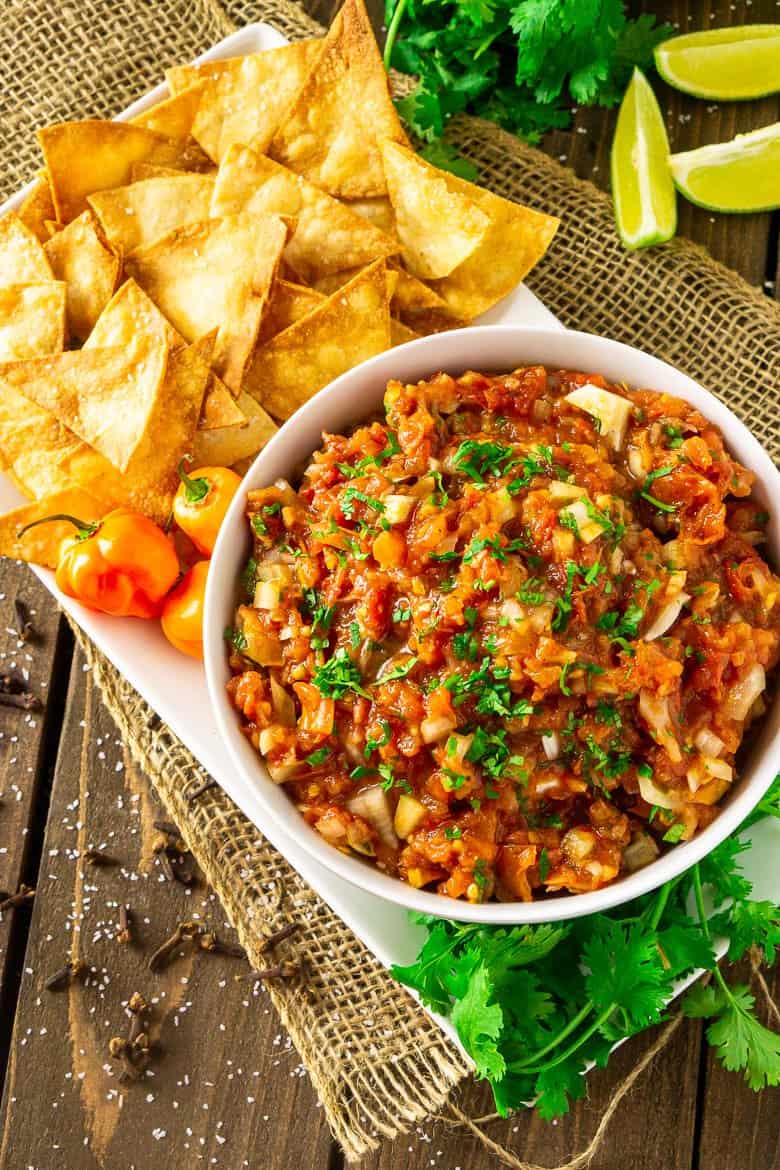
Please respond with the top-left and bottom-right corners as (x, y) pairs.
(0, 647), (332, 1170)
(0, 564), (70, 1068)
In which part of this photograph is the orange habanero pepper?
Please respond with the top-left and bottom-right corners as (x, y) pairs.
(160, 560), (209, 659)
(173, 460), (241, 556)
(19, 509), (179, 619)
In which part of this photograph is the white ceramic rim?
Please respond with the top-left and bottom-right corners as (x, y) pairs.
(204, 325), (780, 924)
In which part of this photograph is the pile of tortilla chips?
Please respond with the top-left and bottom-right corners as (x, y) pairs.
(0, 0), (558, 571)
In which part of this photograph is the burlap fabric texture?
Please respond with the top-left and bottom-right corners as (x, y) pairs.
(3, 0), (779, 1160)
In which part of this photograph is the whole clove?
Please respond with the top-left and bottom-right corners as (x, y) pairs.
(170, 851), (196, 885)
(109, 1036), (146, 1084)
(13, 598), (34, 642)
(153, 820), (182, 840)
(258, 922), (300, 954)
(186, 776), (217, 803)
(82, 847), (120, 867)
(0, 688), (41, 712)
(198, 932), (246, 959)
(117, 904), (133, 945)
(155, 846), (175, 882)
(0, 884), (35, 912)
(238, 961), (299, 983)
(147, 920), (201, 972)
(45, 958), (87, 991)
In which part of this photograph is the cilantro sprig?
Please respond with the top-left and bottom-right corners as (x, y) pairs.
(392, 777), (780, 1118)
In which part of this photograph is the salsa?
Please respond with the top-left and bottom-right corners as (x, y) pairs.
(227, 367), (779, 903)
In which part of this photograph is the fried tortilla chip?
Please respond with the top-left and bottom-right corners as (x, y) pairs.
(189, 42), (323, 163)
(0, 336), (212, 524)
(270, 0), (407, 198)
(17, 174), (57, 244)
(193, 391), (277, 468)
(212, 146), (398, 282)
(129, 162), (185, 181)
(89, 174), (215, 256)
(256, 280), (325, 346)
(0, 214), (54, 283)
(347, 196), (396, 235)
(379, 140), (490, 280)
(311, 262), (455, 330)
(125, 214), (288, 391)
(243, 259), (391, 420)
(0, 283), (67, 360)
(427, 175), (559, 319)
(0, 336), (170, 473)
(199, 379), (246, 429)
(43, 211), (120, 341)
(38, 121), (184, 222)
(390, 319), (420, 346)
(130, 81), (207, 140)
(0, 488), (107, 569)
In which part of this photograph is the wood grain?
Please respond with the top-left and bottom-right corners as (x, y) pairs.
(0, 649), (333, 1170)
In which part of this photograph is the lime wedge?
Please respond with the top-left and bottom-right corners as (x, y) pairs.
(610, 68), (676, 250)
(670, 123), (780, 213)
(655, 25), (780, 100)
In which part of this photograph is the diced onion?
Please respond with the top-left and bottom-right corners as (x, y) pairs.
(559, 500), (603, 544)
(548, 481), (585, 501)
(638, 771), (681, 810)
(565, 384), (633, 451)
(643, 592), (690, 640)
(394, 793), (427, 839)
(638, 691), (682, 764)
(694, 728), (724, 757)
(347, 785), (398, 848)
(725, 664), (766, 721)
(254, 580), (284, 611)
(487, 487), (516, 524)
(687, 755), (733, 793)
(269, 677), (296, 726)
(421, 714), (457, 744)
(383, 494), (415, 525)
(627, 447), (648, 479)
(542, 731), (560, 761)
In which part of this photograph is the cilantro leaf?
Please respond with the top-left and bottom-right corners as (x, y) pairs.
(583, 920), (669, 1030)
(705, 985), (780, 1091)
(534, 1055), (588, 1120)
(451, 964), (506, 1081)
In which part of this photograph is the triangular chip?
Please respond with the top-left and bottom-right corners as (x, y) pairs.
(270, 0), (407, 198)
(426, 174), (559, 318)
(0, 337), (212, 524)
(129, 162), (185, 181)
(243, 259), (391, 420)
(379, 140), (490, 280)
(256, 280), (325, 346)
(0, 214), (53, 283)
(0, 488), (108, 569)
(0, 283), (67, 360)
(311, 261), (456, 330)
(0, 337), (170, 473)
(130, 81), (208, 140)
(193, 391), (277, 469)
(88, 278), (242, 430)
(212, 146), (398, 282)
(38, 121), (185, 222)
(89, 174), (215, 256)
(347, 196), (396, 235)
(390, 319), (420, 346)
(17, 174), (57, 244)
(125, 214), (288, 391)
(43, 211), (120, 341)
(190, 42), (323, 163)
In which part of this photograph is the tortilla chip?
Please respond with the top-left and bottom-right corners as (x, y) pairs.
(0, 336), (170, 473)
(243, 259), (391, 420)
(89, 174), (215, 256)
(87, 277), (177, 351)
(212, 146), (398, 282)
(125, 213), (288, 391)
(390, 319), (420, 346)
(0, 336), (212, 524)
(0, 214), (54, 283)
(379, 140), (490, 280)
(270, 0), (407, 198)
(38, 121), (184, 222)
(0, 283), (67, 360)
(256, 280), (325, 346)
(130, 81), (207, 140)
(129, 162), (185, 181)
(347, 196), (396, 235)
(427, 175), (559, 319)
(190, 42), (323, 163)
(193, 391), (277, 468)
(17, 174), (57, 244)
(312, 262), (455, 330)
(0, 488), (108, 569)
(43, 211), (120, 341)
(199, 378), (246, 429)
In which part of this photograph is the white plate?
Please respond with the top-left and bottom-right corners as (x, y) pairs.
(1, 22), (776, 1058)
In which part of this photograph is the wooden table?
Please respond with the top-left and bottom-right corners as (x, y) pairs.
(0, 1), (778, 1167)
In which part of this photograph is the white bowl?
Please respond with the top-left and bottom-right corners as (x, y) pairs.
(204, 326), (780, 924)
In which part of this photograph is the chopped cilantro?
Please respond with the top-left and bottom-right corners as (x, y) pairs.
(224, 625), (247, 652)
(539, 847), (550, 882)
(453, 439), (517, 483)
(392, 601), (412, 623)
(380, 656), (419, 682)
(663, 823), (685, 844)
(306, 748), (330, 766)
(312, 649), (369, 699)
(365, 720), (392, 756)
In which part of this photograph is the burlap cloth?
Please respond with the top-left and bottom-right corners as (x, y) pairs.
(2, 0), (779, 1159)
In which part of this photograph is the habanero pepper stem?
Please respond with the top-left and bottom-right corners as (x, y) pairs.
(18, 509), (179, 619)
